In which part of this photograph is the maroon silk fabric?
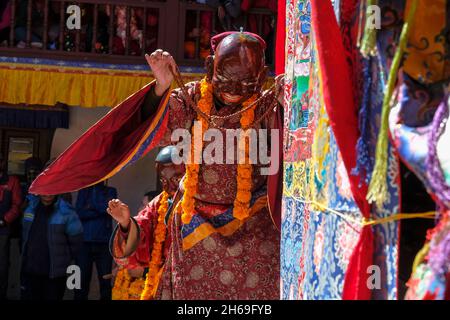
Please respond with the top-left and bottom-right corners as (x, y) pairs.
(29, 83), (167, 195)
(156, 206), (280, 299)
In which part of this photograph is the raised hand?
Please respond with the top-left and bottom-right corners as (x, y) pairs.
(145, 49), (177, 96)
(107, 199), (131, 230)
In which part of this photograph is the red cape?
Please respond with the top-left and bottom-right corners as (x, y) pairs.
(30, 81), (170, 195)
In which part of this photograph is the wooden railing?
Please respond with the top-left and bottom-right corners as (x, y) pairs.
(0, 0), (276, 66)
(178, 1), (276, 67)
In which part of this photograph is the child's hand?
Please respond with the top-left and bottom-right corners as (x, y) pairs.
(107, 199), (131, 230)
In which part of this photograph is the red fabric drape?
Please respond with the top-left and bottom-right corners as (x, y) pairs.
(275, 0), (286, 75)
(29, 83), (169, 195)
(310, 0), (373, 300)
(267, 106), (283, 231)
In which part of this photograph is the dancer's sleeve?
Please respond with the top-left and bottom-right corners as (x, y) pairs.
(111, 195), (161, 269)
(29, 80), (198, 195)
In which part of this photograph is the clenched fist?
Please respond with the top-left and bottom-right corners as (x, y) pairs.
(145, 49), (177, 96)
(107, 199), (131, 230)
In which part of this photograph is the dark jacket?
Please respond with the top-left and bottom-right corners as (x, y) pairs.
(75, 185), (117, 243)
(22, 195), (83, 278)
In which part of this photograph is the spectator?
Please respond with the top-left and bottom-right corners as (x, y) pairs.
(0, 152), (22, 300)
(15, 0), (59, 49)
(85, 6), (110, 53)
(6, 157), (44, 248)
(74, 181), (117, 300)
(21, 193), (83, 300)
(143, 12), (159, 53)
(241, 0), (277, 65)
(204, 0), (242, 31)
(184, 11), (213, 59)
(22, 157), (43, 196)
(138, 190), (159, 212)
(110, 6), (142, 55)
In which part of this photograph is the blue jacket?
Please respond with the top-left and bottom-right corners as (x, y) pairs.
(22, 195), (83, 278)
(75, 185), (117, 243)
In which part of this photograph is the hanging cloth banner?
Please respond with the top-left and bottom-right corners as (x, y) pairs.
(310, 0), (372, 300)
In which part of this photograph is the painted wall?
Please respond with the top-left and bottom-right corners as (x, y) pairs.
(51, 106), (159, 215)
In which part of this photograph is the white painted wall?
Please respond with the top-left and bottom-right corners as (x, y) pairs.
(51, 106), (159, 215)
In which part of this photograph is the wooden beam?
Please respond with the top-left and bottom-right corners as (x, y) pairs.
(59, 1), (65, 51)
(108, 4), (114, 54)
(9, 0), (16, 47)
(92, 4), (98, 52)
(26, 0), (32, 47)
(43, 0), (49, 49)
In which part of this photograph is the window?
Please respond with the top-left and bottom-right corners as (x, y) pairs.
(7, 137), (34, 176)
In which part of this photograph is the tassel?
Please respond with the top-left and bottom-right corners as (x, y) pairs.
(359, 0), (379, 58)
(367, 0), (419, 207)
(411, 242), (430, 276)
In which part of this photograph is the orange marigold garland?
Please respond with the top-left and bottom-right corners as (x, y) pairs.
(112, 268), (131, 300)
(127, 277), (146, 300)
(140, 191), (169, 300)
(180, 77), (257, 223)
(233, 95), (256, 220)
(181, 78), (213, 224)
(112, 268), (146, 300)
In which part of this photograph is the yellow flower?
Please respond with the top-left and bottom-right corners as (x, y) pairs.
(232, 95), (257, 220)
(181, 79), (258, 223)
(238, 167), (252, 179)
(237, 179), (253, 190)
(236, 190), (252, 203)
(181, 78), (214, 224)
(112, 268), (134, 300)
(140, 191), (169, 300)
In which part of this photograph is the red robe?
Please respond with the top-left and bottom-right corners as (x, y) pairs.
(37, 80), (281, 299)
(113, 193), (171, 270)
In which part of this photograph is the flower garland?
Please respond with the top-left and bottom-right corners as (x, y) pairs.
(140, 190), (169, 300)
(112, 268), (131, 300)
(181, 77), (257, 224)
(127, 277), (146, 300)
(112, 268), (146, 300)
(181, 78), (213, 224)
(233, 95), (256, 220)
